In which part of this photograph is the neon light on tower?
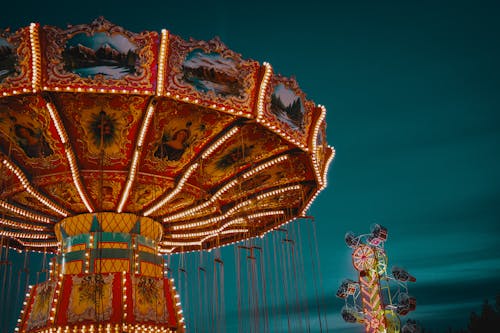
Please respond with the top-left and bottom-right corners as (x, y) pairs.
(337, 224), (417, 333)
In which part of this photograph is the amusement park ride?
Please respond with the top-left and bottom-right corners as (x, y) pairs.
(337, 224), (418, 333)
(0, 18), (334, 332)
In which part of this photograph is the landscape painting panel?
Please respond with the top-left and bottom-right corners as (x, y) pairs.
(62, 32), (140, 79)
(0, 37), (18, 83)
(182, 49), (243, 97)
(270, 84), (305, 133)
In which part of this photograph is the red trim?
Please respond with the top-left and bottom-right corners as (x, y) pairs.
(164, 278), (178, 328)
(55, 275), (72, 325)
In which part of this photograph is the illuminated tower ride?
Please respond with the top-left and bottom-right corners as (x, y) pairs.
(337, 225), (416, 333)
(0, 18), (333, 332)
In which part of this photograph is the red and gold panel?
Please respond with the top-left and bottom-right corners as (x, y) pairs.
(53, 93), (147, 169)
(43, 174), (87, 212)
(132, 275), (167, 322)
(164, 35), (260, 117)
(163, 278), (180, 328)
(0, 26), (33, 96)
(25, 281), (56, 331)
(142, 98), (236, 177)
(0, 95), (65, 172)
(260, 75), (316, 149)
(193, 122), (292, 188)
(67, 273), (115, 323)
(124, 174), (175, 213)
(20, 273), (182, 332)
(86, 175), (125, 211)
(10, 190), (61, 218)
(42, 17), (158, 94)
(55, 273), (123, 326)
(0, 162), (15, 193)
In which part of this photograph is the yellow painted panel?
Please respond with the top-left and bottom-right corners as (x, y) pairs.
(98, 242), (129, 249)
(138, 244), (155, 254)
(94, 258), (130, 273)
(140, 261), (162, 278)
(64, 261), (83, 274)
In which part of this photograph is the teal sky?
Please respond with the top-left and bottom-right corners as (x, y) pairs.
(2, 0), (499, 332)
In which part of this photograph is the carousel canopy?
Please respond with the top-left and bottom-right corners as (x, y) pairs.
(0, 17), (334, 254)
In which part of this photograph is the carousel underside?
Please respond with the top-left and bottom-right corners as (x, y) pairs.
(0, 17), (333, 333)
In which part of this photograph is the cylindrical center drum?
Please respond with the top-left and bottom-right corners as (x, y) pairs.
(54, 213), (164, 277)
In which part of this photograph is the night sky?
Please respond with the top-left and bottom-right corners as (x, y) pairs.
(2, 0), (499, 332)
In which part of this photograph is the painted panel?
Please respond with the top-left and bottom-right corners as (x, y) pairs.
(0, 26), (32, 95)
(164, 35), (260, 116)
(42, 18), (158, 93)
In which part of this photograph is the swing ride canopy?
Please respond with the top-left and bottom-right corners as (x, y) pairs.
(0, 17), (334, 255)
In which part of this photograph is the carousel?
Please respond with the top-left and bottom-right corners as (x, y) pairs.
(0, 17), (334, 332)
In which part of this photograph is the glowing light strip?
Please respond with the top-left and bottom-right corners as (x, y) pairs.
(15, 239), (59, 249)
(171, 203), (246, 230)
(255, 184), (301, 200)
(311, 105), (327, 186)
(200, 228), (249, 243)
(0, 217), (47, 231)
(223, 200), (253, 218)
(0, 199), (53, 223)
(46, 103), (68, 143)
(156, 29), (169, 96)
(29, 23), (41, 92)
(172, 200), (284, 231)
(162, 190), (221, 222)
(163, 154), (290, 222)
(117, 101), (157, 212)
(256, 62), (273, 121)
(201, 126), (240, 160)
(161, 240), (202, 247)
(143, 163), (199, 216)
(299, 149), (334, 217)
(221, 228), (249, 235)
(300, 188), (320, 217)
(171, 217), (245, 238)
(246, 210), (285, 220)
(0, 230), (52, 239)
(46, 102), (94, 212)
(162, 227), (250, 249)
(242, 154), (289, 179)
(171, 209), (283, 239)
(322, 146), (335, 187)
(2, 159), (69, 217)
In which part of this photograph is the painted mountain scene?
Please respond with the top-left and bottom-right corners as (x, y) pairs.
(270, 84), (305, 132)
(181, 50), (244, 97)
(0, 37), (17, 83)
(62, 32), (140, 79)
